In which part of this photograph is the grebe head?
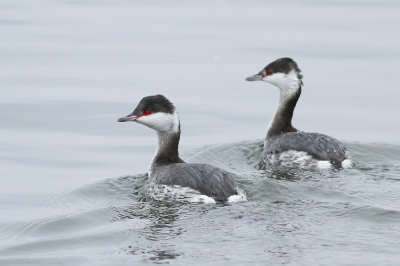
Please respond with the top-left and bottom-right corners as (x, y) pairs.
(246, 57), (303, 91)
(118, 94), (179, 133)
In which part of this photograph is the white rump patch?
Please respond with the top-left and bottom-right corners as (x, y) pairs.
(228, 188), (247, 203)
(341, 159), (353, 169)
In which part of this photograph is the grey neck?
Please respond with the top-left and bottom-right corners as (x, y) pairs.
(151, 128), (184, 168)
(266, 86), (301, 139)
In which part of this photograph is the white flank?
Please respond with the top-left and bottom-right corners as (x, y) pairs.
(147, 184), (246, 204)
(147, 184), (214, 203)
(277, 150), (313, 168)
(317, 160), (332, 169)
(188, 195), (216, 204)
(268, 150), (334, 170)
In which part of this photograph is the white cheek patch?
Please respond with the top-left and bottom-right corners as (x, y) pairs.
(137, 111), (179, 132)
(263, 70), (301, 99)
(264, 72), (287, 87)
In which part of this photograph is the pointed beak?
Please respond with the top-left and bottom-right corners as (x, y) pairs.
(245, 74), (262, 81)
(117, 114), (138, 122)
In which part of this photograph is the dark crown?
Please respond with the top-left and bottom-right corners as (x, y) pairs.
(261, 57), (303, 81)
(133, 94), (175, 116)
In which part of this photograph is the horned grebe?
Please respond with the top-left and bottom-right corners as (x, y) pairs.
(118, 94), (240, 202)
(246, 58), (353, 169)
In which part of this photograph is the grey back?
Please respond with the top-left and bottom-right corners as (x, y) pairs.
(151, 163), (238, 202)
(264, 132), (347, 167)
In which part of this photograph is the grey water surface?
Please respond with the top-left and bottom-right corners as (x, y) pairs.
(1, 0), (400, 265)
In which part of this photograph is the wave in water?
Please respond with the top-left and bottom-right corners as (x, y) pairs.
(1, 141), (400, 265)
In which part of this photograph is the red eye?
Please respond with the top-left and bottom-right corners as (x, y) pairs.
(267, 70), (272, 75)
(143, 110), (151, 115)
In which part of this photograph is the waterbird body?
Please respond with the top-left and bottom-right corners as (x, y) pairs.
(118, 94), (239, 202)
(246, 58), (353, 169)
